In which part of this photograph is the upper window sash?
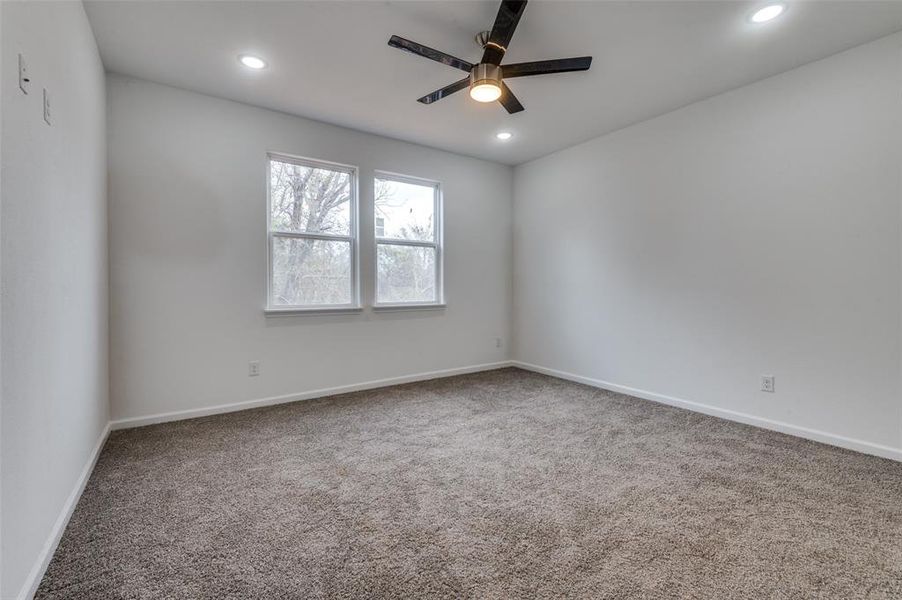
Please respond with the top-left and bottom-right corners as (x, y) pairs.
(268, 152), (356, 236)
(373, 171), (439, 244)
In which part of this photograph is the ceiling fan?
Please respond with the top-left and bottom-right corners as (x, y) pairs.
(388, 0), (592, 114)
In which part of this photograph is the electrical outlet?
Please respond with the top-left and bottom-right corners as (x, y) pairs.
(43, 88), (51, 125)
(761, 375), (774, 393)
(249, 361), (261, 377)
(495, 337), (502, 348)
(18, 54), (30, 94)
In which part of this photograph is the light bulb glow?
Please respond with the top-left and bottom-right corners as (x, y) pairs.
(496, 132), (513, 141)
(470, 83), (502, 103)
(750, 4), (785, 23)
(239, 55), (267, 69)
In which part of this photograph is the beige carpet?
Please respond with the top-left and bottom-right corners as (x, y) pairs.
(36, 368), (902, 598)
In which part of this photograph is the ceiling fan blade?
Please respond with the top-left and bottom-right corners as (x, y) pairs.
(481, 0), (528, 65)
(498, 82), (524, 114)
(417, 77), (471, 104)
(388, 35), (473, 72)
(502, 57), (592, 78)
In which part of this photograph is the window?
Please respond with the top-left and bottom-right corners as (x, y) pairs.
(267, 153), (358, 311)
(374, 172), (442, 306)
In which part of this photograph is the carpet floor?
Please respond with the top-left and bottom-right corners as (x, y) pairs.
(37, 368), (902, 599)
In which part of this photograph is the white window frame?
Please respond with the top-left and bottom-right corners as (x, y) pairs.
(373, 171), (444, 310)
(265, 152), (361, 315)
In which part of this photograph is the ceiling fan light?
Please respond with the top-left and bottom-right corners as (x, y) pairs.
(470, 83), (502, 103)
(469, 63), (503, 103)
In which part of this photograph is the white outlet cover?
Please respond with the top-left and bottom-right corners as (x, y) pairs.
(761, 375), (775, 393)
(249, 361), (260, 376)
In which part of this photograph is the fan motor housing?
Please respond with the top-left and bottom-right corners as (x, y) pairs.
(470, 63), (502, 88)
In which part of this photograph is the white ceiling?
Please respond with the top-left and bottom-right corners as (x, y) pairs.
(84, 1), (902, 165)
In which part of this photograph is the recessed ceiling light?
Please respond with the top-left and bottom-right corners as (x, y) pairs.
(750, 3), (786, 23)
(239, 54), (267, 70)
(496, 132), (513, 141)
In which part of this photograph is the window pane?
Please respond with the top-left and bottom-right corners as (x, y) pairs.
(374, 177), (434, 241)
(377, 244), (436, 303)
(272, 237), (351, 306)
(270, 159), (351, 235)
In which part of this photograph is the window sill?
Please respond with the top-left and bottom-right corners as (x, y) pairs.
(372, 303), (447, 312)
(265, 306), (364, 317)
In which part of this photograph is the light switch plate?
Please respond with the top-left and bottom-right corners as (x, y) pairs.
(19, 54), (30, 94)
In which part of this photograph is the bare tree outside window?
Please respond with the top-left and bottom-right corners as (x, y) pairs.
(268, 156), (357, 308)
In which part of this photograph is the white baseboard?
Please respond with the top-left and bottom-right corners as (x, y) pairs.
(110, 361), (515, 430)
(17, 422), (111, 600)
(512, 361), (902, 463)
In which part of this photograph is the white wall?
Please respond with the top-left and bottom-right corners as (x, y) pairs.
(513, 33), (902, 454)
(107, 75), (512, 422)
(1, 2), (109, 598)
